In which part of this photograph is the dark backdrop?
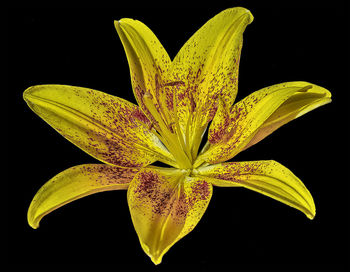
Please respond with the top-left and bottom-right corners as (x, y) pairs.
(6, 2), (349, 269)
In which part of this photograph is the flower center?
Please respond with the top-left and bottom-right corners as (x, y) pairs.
(143, 91), (195, 169)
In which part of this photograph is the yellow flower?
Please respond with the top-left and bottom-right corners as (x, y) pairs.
(23, 7), (331, 265)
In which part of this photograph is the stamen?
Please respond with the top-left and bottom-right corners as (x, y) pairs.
(154, 74), (172, 128)
(160, 80), (185, 130)
(143, 91), (168, 134)
(143, 91), (192, 169)
(173, 86), (192, 162)
(191, 124), (207, 160)
(185, 113), (191, 147)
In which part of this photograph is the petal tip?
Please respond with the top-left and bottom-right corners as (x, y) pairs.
(114, 20), (121, 30)
(27, 200), (42, 229)
(229, 6), (254, 23)
(308, 204), (316, 220)
(150, 256), (162, 265)
(23, 85), (35, 101)
(307, 210), (316, 220)
(27, 212), (40, 229)
(28, 221), (39, 230)
(115, 18), (137, 28)
(140, 242), (164, 265)
(114, 19), (127, 31)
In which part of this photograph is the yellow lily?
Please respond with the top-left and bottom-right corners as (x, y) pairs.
(23, 7), (331, 265)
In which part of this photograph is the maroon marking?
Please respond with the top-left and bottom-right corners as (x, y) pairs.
(163, 81), (185, 87)
(189, 92), (196, 113)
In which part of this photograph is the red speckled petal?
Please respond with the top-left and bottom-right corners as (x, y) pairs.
(196, 160), (315, 219)
(24, 85), (176, 168)
(198, 82), (331, 165)
(28, 164), (139, 229)
(168, 8), (253, 146)
(127, 167), (212, 264)
(115, 19), (172, 128)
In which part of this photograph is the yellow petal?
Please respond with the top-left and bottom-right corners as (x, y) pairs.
(24, 85), (176, 168)
(127, 167), (212, 264)
(196, 160), (315, 219)
(115, 19), (172, 128)
(169, 7), (253, 151)
(197, 81), (331, 165)
(28, 164), (139, 229)
(243, 83), (332, 150)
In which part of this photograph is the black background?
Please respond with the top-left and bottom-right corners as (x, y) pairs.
(6, 1), (349, 269)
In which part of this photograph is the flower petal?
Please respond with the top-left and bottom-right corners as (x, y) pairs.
(168, 7), (253, 150)
(196, 160), (315, 219)
(197, 81), (331, 165)
(243, 84), (332, 150)
(24, 85), (176, 168)
(28, 164), (139, 229)
(115, 19), (172, 128)
(127, 167), (212, 264)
